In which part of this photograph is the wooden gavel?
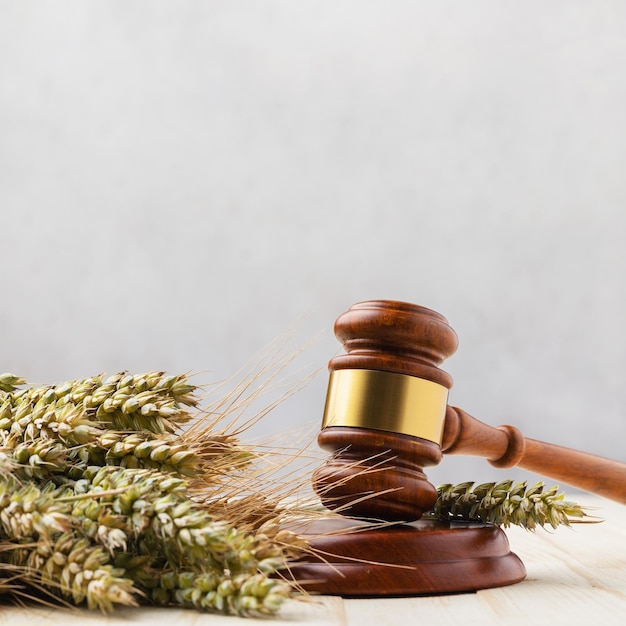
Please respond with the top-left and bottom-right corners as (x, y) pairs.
(313, 300), (626, 522)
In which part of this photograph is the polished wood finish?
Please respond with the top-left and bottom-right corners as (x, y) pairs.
(329, 300), (458, 386)
(313, 300), (457, 522)
(288, 517), (526, 596)
(315, 299), (626, 517)
(443, 405), (626, 502)
(314, 427), (441, 522)
(302, 300), (626, 597)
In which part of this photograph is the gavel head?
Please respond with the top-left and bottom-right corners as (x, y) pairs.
(312, 300), (459, 522)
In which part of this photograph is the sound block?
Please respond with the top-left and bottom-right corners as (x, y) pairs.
(287, 517), (526, 596)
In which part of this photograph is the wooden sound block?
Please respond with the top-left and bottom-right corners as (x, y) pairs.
(287, 517), (526, 596)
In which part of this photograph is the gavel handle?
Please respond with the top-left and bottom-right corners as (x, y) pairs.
(442, 405), (626, 504)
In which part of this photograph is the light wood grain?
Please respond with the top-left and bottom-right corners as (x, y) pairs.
(0, 597), (346, 626)
(1, 496), (624, 625)
(341, 496), (626, 625)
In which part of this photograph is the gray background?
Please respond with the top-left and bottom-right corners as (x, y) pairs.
(2, 1), (625, 489)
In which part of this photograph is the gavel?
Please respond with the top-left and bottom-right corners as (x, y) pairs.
(313, 300), (626, 522)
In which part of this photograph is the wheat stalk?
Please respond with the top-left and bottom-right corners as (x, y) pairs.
(164, 570), (292, 616)
(429, 480), (596, 529)
(0, 374), (25, 394)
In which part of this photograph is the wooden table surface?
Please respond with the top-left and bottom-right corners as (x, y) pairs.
(2, 496), (624, 625)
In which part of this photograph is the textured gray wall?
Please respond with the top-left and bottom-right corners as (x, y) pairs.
(2, 1), (625, 488)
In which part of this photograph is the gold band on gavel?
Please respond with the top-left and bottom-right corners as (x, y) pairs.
(322, 369), (449, 444)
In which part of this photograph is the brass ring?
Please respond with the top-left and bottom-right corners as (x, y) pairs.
(322, 369), (448, 444)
